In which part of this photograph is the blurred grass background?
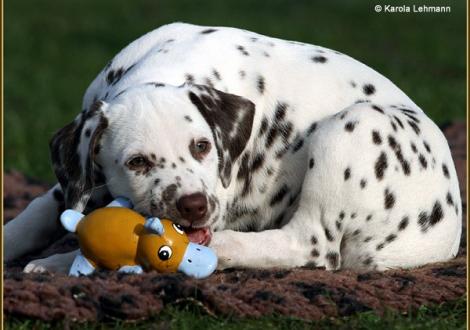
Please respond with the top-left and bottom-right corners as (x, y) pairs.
(4, 0), (467, 182)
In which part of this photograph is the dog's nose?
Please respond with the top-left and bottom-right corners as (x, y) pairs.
(176, 193), (208, 222)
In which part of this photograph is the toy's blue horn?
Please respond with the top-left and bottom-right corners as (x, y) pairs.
(144, 217), (164, 235)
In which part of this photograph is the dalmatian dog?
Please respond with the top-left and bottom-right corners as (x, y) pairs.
(4, 23), (461, 273)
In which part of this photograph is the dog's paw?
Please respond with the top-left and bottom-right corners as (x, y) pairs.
(23, 251), (77, 274)
(23, 261), (48, 273)
(209, 231), (240, 270)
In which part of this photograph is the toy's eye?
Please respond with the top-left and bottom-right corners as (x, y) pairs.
(173, 223), (185, 234)
(158, 245), (172, 260)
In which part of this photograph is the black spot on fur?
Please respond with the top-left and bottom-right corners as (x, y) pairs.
(371, 105), (384, 114)
(311, 249), (320, 257)
(372, 131), (382, 144)
(236, 45), (249, 56)
(257, 76), (265, 94)
(335, 220), (342, 231)
(442, 164), (450, 178)
(344, 168), (351, 181)
(398, 217), (409, 231)
(418, 201), (444, 232)
(269, 184), (290, 206)
(345, 121), (356, 132)
(311, 55), (327, 63)
(258, 118), (269, 136)
(363, 84), (376, 95)
(251, 154), (265, 171)
(418, 154), (428, 169)
(360, 179), (367, 189)
(386, 234), (397, 242)
(292, 138), (304, 153)
(418, 211), (429, 229)
(200, 28), (218, 34)
(410, 142), (418, 153)
(366, 214), (372, 221)
(388, 135), (410, 175)
(106, 65), (135, 86)
(239, 70), (246, 79)
(84, 129), (91, 138)
(307, 122), (317, 136)
(325, 228), (334, 242)
(185, 74), (195, 83)
(339, 211), (345, 220)
(326, 252), (339, 269)
(275, 102), (287, 121)
(423, 141), (431, 153)
(184, 115), (193, 122)
(363, 257), (374, 266)
(446, 192), (454, 206)
(393, 115), (404, 129)
(311, 235), (318, 245)
(375, 152), (388, 180)
(390, 121), (397, 132)
(376, 243), (384, 250)
(384, 189), (395, 209)
(212, 69), (222, 81)
(408, 120), (420, 135)
(309, 158), (315, 169)
(403, 112), (420, 123)
(429, 201), (444, 225)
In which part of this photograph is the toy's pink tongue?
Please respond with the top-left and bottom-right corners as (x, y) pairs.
(186, 227), (212, 246)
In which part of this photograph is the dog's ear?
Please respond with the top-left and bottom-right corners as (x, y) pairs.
(50, 101), (110, 211)
(187, 85), (255, 188)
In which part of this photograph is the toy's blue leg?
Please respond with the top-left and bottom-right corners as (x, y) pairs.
(118, 265), (143, 274)
(106, 197), (133, 208)
(69, 252), (95, 276)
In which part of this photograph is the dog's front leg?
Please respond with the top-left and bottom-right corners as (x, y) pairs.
(210, 206), (342, 270)
(4, 184), (65, 262)
(210, 228), (312, 269)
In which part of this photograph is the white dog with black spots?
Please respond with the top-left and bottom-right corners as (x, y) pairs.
(4, 23), (461, 273)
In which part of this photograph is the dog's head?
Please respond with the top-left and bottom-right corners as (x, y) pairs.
(50, 83), (255, 237)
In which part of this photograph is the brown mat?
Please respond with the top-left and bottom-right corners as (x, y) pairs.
(3, 122), (467, 322)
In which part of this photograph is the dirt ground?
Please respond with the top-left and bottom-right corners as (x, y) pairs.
(3, 122), (467, 321)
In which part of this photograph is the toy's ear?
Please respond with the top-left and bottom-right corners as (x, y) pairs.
(187, 84), (255, 188)
(144, 217), (164, 235)
(50, 101), (110, 211)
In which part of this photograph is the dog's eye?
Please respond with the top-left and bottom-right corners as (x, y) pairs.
(126, 155), (148, 168)
(158, 245), (172, 260)
(190, 139), (211, 160)
(173, 223), (185, 234)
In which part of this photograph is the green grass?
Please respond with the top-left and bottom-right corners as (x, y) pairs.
(4, 0), (466, 182)
(4, 296), (467, 329)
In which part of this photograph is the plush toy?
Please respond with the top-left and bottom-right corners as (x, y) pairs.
(60, 197), (217, 279)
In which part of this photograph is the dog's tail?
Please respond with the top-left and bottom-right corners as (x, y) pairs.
(60, 210), (85, 232)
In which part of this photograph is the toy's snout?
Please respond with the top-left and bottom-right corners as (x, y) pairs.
(178, 242), (217, 279)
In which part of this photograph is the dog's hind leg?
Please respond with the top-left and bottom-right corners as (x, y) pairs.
(4, 183), (66, 262)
